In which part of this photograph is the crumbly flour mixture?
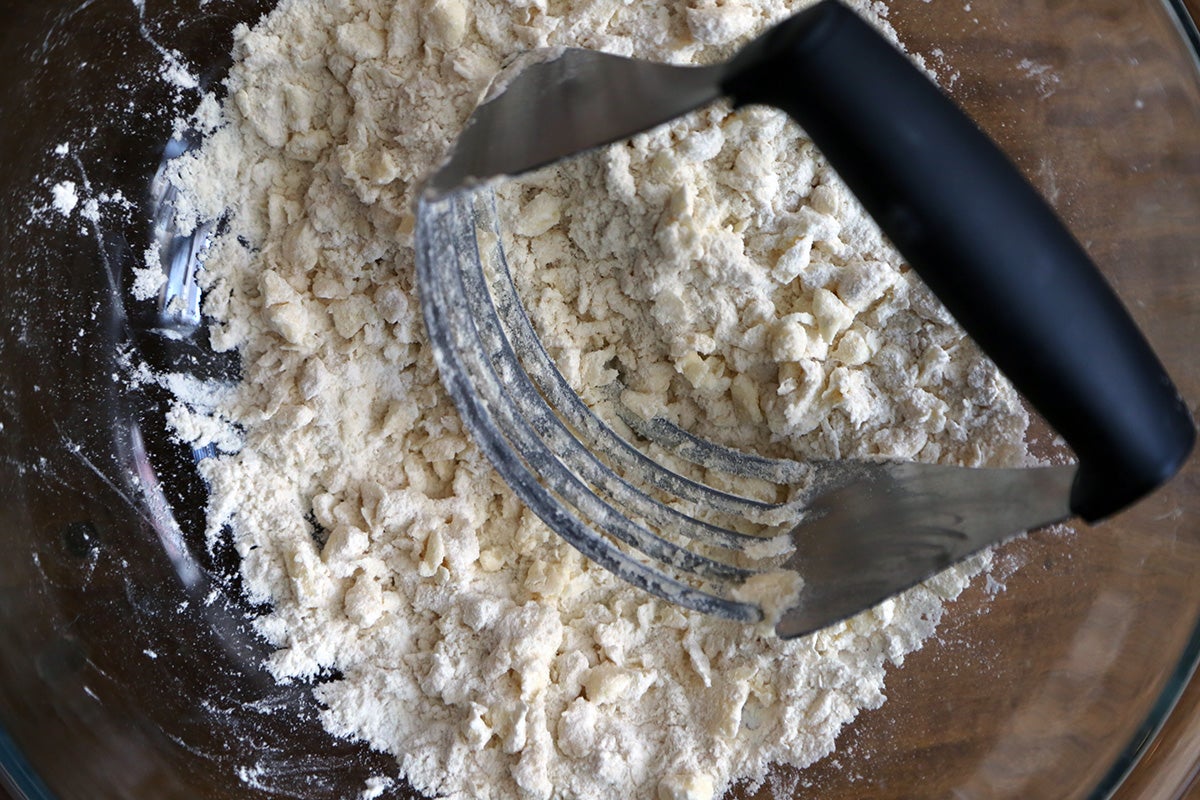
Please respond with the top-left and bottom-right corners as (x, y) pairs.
(161, 0), (1031, 798)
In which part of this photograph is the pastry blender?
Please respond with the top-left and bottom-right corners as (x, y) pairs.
(415, 0), (1195, 637)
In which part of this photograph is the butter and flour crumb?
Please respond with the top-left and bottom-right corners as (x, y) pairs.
(160, 0), (1031, 798)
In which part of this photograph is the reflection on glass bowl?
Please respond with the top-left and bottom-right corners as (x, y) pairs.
(0, 1), (1198, 799)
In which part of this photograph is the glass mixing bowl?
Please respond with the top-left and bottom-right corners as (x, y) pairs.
(1, 1), (1198, 798)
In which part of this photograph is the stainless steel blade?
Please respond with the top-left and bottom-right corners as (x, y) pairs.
(776, 462), (1077, 638)
(424, 50), (725, 198)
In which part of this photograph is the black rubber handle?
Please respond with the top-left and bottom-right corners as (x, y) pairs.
(722, 0), (1194, 522)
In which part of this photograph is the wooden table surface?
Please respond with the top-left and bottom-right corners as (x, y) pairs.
(1105, 3), (1200, 798)
(0, 0), (1198, 799)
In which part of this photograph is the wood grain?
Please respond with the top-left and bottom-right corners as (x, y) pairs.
(1081, 3), (1200, 797)
(0, 1), (1197, 799)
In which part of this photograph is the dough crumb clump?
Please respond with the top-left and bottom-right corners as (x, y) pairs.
(163, 0), (1031, 798)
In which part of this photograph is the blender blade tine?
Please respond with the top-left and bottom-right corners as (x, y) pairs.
(613, 406), (812, 486)
(425, 191), (769, 589)
(417, 193), (762, 621)
(448, 243), (753, 579)
(460, 236), (762, 553)
(471, 192), (792, 524)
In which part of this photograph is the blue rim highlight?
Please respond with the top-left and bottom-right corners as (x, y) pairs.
(0, 722), (55, 800)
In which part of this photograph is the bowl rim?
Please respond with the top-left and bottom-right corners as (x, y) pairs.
(0, 1), (1199, 799)
(1083, 6), (1200, 800)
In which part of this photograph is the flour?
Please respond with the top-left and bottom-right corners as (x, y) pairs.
(51, 181), (79, 216)
(158, 1), (1032, 799)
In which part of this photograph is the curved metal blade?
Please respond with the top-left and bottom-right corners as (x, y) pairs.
(425, 50), (725, 198)
(776, 462), (1077, 639)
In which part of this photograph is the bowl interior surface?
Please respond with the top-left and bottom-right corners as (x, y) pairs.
(0, 1), (1199, 799)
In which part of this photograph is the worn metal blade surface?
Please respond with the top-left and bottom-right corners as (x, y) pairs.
(425, 50), (725, 198)
(776, 462), (1077, 638)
